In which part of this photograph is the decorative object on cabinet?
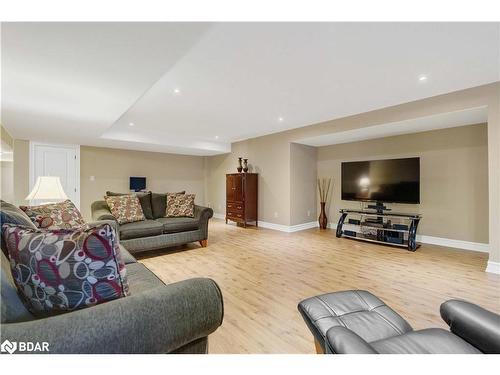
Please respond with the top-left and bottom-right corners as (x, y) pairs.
(243, 158), (249, 172)
(237, 157), (243, 173)
(226, 173), (258, 228)
(317, 178), (332, 229)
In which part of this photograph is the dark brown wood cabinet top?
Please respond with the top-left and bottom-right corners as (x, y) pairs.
(226, 173), (258, 227)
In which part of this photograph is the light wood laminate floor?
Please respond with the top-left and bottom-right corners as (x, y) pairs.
(138, 219), (500, 354)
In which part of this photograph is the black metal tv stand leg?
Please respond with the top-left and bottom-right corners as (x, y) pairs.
(408, 218), (420, 251)
(336, 212), (347, 238)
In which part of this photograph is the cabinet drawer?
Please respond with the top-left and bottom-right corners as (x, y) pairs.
(227, 211), (245, 221)
(227, 202), (244, 212)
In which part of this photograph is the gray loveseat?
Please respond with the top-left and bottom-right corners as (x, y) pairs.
(0, 201), (224, 354)
(91, 192), (213, 255)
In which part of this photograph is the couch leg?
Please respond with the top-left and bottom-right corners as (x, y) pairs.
(314, 339), (324, 354)
(199, 239), (208, 248)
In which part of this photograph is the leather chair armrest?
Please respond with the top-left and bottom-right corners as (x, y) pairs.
(325, 326), (378, 354)
(440, 299), (500, 354)
(1, 277), (224, 354)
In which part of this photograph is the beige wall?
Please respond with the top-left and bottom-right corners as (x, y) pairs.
(80, 146), (206, 220)
(13, 139), (30, 206)
(317, 124), (489, 243)
(290, 143), (317, 225)
(206, 132), (291, 225)
(1, 125), (15, 202)
(486, 83), (500, 264)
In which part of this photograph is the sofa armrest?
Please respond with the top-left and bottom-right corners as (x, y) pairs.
(91, 200), (116, 222)
(195, 205), (213, 220)
(440, 299), (500, 354)
(325, 326), (378, 354)
(194, 205), (213, 239)
(1, 277), (224, 354)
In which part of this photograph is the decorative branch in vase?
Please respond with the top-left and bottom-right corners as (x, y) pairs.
(317, 177), (332, 229)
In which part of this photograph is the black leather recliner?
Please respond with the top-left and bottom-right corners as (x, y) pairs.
(298, 290), (500, 354)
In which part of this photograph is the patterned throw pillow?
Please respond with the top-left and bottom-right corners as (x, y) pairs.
(20, 200), (85, 230)
(2, 223), (129, 317)
(106, 191), (153, 220)
(151, 191), (185, 219)
(104, 195), (145, 224)
(166, 193), (195, 218)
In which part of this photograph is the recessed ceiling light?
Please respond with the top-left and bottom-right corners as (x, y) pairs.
(418, 75), (428, 82)
(173, 88), (180, 94)
(278, 117), (284, 122)
(215, 135), (219, 140)
(129, 122), (135, 127)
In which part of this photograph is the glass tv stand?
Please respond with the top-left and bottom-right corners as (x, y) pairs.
(336, 209), (421, 251)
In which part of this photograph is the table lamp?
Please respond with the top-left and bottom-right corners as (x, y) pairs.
(25, 176), (68, 204)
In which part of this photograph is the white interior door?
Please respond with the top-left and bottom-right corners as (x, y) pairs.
(30, 142), (80, 208)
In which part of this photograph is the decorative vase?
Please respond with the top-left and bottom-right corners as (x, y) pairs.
(243, 158), (249, 172)
(318, 202), (328, 229)
(237, 157), (243, 173)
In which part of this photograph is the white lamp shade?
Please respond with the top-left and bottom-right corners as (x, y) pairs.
(25, 176), (68, 201)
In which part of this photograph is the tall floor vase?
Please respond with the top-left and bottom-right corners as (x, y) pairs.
(318, 202), (328, 229)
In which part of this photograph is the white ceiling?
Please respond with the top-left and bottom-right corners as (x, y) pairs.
(2, 22), (499, 155)
(296, 106), (488, 147)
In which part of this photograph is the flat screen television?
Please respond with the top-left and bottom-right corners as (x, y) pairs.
(130, 177), (146, 192)
(341, 158), (420, 204)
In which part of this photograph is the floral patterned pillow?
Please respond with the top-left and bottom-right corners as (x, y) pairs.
(104, 194), (145, 224)
(166, 193), (195, 218)
(20, 200), (85, 230)
(2, 223), (129, 317)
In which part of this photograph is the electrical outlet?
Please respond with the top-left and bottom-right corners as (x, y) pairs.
(89, 176), (95, 181)
(307, 210), (311, 217)
(218, 205), (221, 210)
(274, 211), (278, 218)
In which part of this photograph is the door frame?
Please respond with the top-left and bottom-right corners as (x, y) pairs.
(29, 141), (81, 208)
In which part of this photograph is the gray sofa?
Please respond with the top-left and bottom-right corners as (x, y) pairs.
(0, 201), (224, 354)
(91, 193), (213, 254)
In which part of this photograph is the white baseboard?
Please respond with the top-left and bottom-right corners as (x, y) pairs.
(252, 220), (318, 233)
(213, 215), (490, 253)
(213, 214), (316, 233)
(416, 235), (490, 253)
(485, 261), (500, 274)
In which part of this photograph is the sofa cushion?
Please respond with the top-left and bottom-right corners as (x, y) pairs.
(2, 223), (129, 317)
(1, 251), (34, 323)
(20, 200), (85, 230)
(151, 191), (185, 219)
(119, 220), (164, 240)
(106, 191), (153, 220)
(125, 262), (164, 295)
(166, 193), (195, 218)
(156, 217), (200, 234)
(105, 195), (145, 224)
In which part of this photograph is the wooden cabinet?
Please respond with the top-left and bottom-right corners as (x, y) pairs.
(226, 173), (258, 227)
